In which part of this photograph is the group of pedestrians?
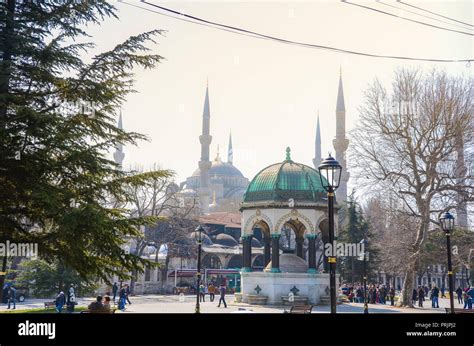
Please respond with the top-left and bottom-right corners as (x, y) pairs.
(412, 285), (474, 309)
(456, 286), (474, 309)
(342, 282), (397, 306)
(112, 282), (132, 311)
(54, 284), (77, 313)
(195, 282), (227, 308)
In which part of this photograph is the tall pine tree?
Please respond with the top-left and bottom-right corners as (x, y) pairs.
(338, 196), (379, 283)
(0, 0), (167, 295)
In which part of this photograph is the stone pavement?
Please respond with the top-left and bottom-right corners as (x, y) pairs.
(0, 295), (465, 313)
(118, 295), (453, 313)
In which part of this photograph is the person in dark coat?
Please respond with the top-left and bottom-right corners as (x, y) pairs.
(112, 282), (118, 303)
(412, 288), (418, 306)
(7, 286), (16, 310)
(389, 287), (395, 306)
(55, 291), (66, 313)
(431, 286), (439, 308)
(418, 287), (424, 307)
(456, 286), (463, 304)
(125, 284), (132, 304)
(217, 285), (227, 308)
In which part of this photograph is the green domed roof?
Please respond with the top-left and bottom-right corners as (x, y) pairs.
(243, 147), (328, 204)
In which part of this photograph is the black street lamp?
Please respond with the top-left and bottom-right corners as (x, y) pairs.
(359, 238), (369, 314)
(318, 154), (342, 314)
(439, 211), (455, 314)
(194, 225), (204, 314)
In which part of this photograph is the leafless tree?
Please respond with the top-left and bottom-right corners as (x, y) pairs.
(351, 68), (473, 306)
(124, 164), (199, 294)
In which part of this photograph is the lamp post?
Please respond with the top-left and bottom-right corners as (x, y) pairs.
(318, 154), (342, 314)
(194, 225), (204, 314)
(359, 238), (369, 314)
(439, 212), (455, 314)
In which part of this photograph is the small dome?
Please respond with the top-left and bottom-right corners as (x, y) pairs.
(243, 147), (328, 205)
(264, 253), (308, 273)
(192, 158), (244, 178)
(214, 233), (239, 247)
(189, 232), (213, 246)
(251, 238), (262, 248)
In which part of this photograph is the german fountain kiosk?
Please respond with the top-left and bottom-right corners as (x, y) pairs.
(240, 148), (339, 305)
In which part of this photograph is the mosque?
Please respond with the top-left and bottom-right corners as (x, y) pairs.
(177, 74), (349, 214)
(167, 74), (350, 297)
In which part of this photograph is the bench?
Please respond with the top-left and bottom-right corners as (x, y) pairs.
(44, 301), (56, 310)
(289, 305), (313, 314)
(281, 295), (309, 306)
(80, 308), (116, 314)
(445, 308), (474, 314)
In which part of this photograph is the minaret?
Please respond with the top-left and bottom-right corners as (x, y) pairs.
(198, 83), (212, 214)
(332, 71), (349, 203)
(312, 112), (321, 169)
(228, 131), (233, 165)
(455, 135), (468, 228)
(113, 111), (125, 169)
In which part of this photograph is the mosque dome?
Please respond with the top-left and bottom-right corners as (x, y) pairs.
(214, 233), (239, 247)
(189, 231), (213, 246)
(264, 253), (308, 273)
(192, 158), (244, 178)
(243, 147), (328, 205)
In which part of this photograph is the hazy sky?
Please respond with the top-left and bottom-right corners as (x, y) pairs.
(82, 1), (472, 190)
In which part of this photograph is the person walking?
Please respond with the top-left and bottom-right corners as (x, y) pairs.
(389, 287), (395, 306)
(125, 284), (132, 305)
(112, 282), (118, 303)
(418, 287), (424, 308)
(411, 288), (418, 306)
(118, 285), (127, 311)
(431, 285), (439, 308)
(217, 285), (227, 308)
(456, 286), (463, 304)
(7, 286), (16, 310)
(55, 291), (66, 313)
